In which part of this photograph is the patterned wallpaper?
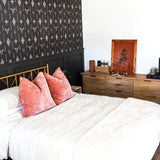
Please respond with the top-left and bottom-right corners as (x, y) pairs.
(0, 0), (83, 64)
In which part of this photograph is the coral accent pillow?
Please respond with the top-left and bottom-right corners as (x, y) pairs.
(33, 72), (56, 109)
(44, 67), (73, 104)
(19, 72), (56, 117)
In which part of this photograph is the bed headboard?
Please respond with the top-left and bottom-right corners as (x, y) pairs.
(0, 64), (49, 89)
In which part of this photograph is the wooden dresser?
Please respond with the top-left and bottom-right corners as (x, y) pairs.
(81, 71), (160, 103)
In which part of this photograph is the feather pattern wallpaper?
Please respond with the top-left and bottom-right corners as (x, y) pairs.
(0, 0), (83, 64)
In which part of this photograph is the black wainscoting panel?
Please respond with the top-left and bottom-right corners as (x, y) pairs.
(65, 51), (84, 85)
(0, 49), (84, 90)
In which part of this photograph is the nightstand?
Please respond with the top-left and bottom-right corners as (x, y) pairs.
(71, 85), (82, 93)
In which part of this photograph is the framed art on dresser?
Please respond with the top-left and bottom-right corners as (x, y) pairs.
(111, 39), (137, 74)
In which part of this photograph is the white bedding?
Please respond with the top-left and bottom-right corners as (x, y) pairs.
(0, 111), (22, 159)
(1, 93), (160, 160)
(73, 98), (160, 160)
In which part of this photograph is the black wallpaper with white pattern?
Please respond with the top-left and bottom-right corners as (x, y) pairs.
(0, 0), (83, 64)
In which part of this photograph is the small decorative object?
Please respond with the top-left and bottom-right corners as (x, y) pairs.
(97, 60), (108, 67)
(150, 68), (157, 75)
(100, 60), (103, 66)
(95, 66), (110, 74)
(110, 72), (127, 77)
(101, 60), (105, 67)
(111, 39), (137, 74)
(104, 61), (109, 67)
(89, 60), (95, 72)
(97, 60), (101, 66)
(146, 58), (160, 79)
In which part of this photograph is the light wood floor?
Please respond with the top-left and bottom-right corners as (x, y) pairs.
(152, 144), (160, 160)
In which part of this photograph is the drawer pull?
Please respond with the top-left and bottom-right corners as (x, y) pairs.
(115, 84), (122, 86)
(116, 90), (122, 92)
(144, 80), (151, 82)
(116, 77), (122, 80)
(90, 75), (96, 77)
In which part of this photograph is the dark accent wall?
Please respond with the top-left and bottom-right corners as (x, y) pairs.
(0, 0), (84, 85)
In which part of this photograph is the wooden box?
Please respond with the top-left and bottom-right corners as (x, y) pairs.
(95, 66), (110, 74)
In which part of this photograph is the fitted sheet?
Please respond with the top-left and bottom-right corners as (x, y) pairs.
(1, 93), (160, 160)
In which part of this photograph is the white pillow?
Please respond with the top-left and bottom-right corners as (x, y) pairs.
(0, 86), (22, 117)
(0, 105), (23, 118)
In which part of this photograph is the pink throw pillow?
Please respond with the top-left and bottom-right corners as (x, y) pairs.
(19, 72), (56, 117)
(33, 72), (56, 110)
(44, 67), (73, 104)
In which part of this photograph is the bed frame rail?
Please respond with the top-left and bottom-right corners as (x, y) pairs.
(0, 64), (49, 88)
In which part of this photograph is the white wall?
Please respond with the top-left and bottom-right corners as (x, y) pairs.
(82, 0), (160, 74)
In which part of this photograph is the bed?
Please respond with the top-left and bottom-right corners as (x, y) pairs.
(0, 65), (160, 160)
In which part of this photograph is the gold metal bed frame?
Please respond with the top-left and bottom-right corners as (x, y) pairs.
(0, 64), (49, 88)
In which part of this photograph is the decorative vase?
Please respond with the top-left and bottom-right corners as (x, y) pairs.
(89, 60), (95, 72)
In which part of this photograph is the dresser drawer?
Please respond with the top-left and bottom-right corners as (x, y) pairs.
(106, 76), (133, 86)
(83, 75), (106, 95)
(106, 82), (133, 92)
(134, 79), (160, 102)
(106, 89), (133, 98)
(106, 76), (134, 96)
(83, 85), (106, 95)
(83, 75), (105, 85)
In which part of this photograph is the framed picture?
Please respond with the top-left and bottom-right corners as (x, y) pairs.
(111, 39), (137, 74)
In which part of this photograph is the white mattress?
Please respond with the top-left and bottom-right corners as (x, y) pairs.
(1, 93), (160, 160)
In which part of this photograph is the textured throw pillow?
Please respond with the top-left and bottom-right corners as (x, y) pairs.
(19, 72), (56, 117)
(44, 67), (73, 104)
(33, 72), (56, 110)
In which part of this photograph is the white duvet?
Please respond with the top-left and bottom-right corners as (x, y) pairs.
(1, 93), (160, 160)
(0, 111), (22, 160)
